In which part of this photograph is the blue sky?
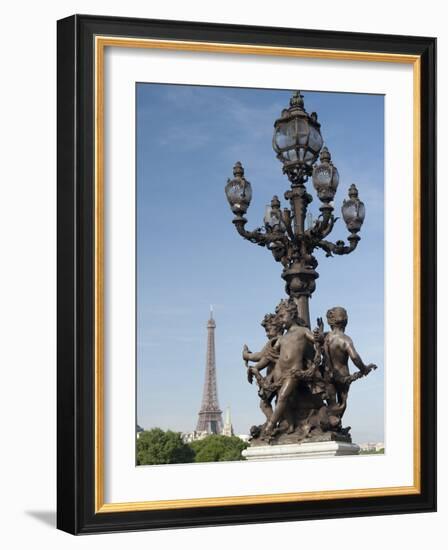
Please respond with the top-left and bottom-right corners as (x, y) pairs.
(136, 83), (384, 444)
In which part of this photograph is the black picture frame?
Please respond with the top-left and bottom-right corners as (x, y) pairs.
(57, 14), (436, 535)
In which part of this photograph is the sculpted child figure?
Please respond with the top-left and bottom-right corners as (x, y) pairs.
(242, 312), (283, 422)
(323, 306), (377, 419)
(262, 300), (317, 438)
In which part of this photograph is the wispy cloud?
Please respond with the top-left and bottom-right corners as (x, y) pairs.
(139, 83), (287, 161)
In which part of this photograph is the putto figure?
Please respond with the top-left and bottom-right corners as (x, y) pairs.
(242, 312), (282, 422)
(321, 307), (377, 421)
(263, 300), (316, 438)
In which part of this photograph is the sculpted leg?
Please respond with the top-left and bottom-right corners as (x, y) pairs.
(264, 377), (297, 434)
(285, 404), (296, 434)
(335, 385), (349, 418)
(260, 398), (273, 420)
(325, 382), (337, 407)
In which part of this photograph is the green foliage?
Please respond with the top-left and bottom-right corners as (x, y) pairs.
(137, 430), (248, 465)
(190, 435), (248, 463)
(359, 448), (385, 455)
(137, 428), (195, 465)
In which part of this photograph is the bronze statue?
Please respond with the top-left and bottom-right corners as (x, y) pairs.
(245, 301), (378, 445)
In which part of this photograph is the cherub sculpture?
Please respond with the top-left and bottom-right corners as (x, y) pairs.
(262, 299), (317, 439)
(242, 312), (283, 422)
(320, 306), (377, 421)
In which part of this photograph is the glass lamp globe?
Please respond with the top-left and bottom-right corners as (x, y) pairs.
(263, 195), (285, 232)
(312, 147), (339, 203)
(224, 162), (252, 216)
(342, 184), (365, 233)
(272, 91), (323, 173)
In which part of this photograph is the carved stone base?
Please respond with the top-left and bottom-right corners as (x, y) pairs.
(249, 428), (352, 447)
(242, 441), (360, 461)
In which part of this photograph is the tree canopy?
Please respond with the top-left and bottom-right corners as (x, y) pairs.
(137, 428), (195, 465)
(190, 435), (248, 463)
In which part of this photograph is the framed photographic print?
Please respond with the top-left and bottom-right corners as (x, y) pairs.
(57, 14), (436, 534)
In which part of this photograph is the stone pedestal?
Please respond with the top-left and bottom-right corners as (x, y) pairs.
(242, 441), (360, 461)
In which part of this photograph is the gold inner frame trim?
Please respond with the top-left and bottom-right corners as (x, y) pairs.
(94, 35), (422, 513)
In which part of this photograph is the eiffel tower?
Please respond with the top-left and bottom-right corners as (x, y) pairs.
(196, 308), (223, 434)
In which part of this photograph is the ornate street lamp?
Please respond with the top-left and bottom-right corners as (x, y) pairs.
(224, 91), (367, 327)
(224, 90), (378, 450)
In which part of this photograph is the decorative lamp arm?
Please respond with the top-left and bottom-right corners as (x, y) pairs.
(232, 218), (269, 247)
(318, 234), (360, 257)
(319, 214), (338, 239)
(307, 213), (338, 243)
(233, 217), (293, 249)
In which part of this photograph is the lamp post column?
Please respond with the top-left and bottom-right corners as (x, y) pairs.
(282, 181), (317, 328)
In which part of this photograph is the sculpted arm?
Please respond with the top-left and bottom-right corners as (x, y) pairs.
(304, 327), (316, 344)
(243, 348), (263, 363)
(251, 355), (273, 372)
(345, 336), (369, 373)
(243, 342), (276, 372)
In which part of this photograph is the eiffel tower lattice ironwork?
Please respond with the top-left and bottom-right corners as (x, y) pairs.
(196, 308), (223, 434)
